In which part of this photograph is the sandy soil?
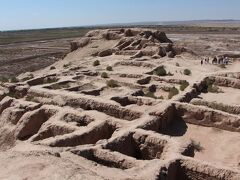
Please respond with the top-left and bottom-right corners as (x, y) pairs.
(0, 38), (73, 77)
(0, 28), (239, 179)
(199, 86), (240, 105)
(177, 124), (240, 170)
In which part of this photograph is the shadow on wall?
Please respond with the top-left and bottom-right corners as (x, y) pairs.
(160, 118), (188, 137)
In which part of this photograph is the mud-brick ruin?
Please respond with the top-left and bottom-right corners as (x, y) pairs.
(0, 29), (239, 179)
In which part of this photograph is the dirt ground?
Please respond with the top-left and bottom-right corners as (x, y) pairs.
(199, 86), (240, 105)
(0, 38), (74, 77)
(177, 124), (240, 170)
(0, 28), (239, 179)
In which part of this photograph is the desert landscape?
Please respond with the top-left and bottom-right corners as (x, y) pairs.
(0, 26), (240, 180)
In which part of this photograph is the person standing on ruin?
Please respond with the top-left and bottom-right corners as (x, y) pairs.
(201, 60), (203, 66)
(218, 56), (223, 64)
(224, 56), (229, 65)
(212, 56), (217, 64)
(227, 56), (229, 64)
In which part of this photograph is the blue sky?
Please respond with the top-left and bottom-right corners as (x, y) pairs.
(0, 0), (240, 30)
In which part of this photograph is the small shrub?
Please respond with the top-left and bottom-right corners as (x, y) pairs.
(167, 72), (174, 76)
(10, 77), (19, 83)
(106, 66), (113, 71)
(207, 102), (226, 112)
(93, 60), (100, 66)
(183, 69), (191, 76)
(63, 63), (71, 68)
(101, 72), (108, 78)
(26, 95), (40, 103)
(205, 78), (214, 87)
(180, 81), (189, 91)
(43, 77), (58, 84)
(190, 139), (204, 152)
(0, 76), (9, 83)
(145, 92), (164, 99)
(154, 66), (167, 76)
(219, 64), (226, 69)
(50, 66), (56, 70)
(5, 90), (23, 99)
(205, 78), (222, 93)
(207, 85), (222, 93)
(50, 84), (62, 90)
(49, 82), (70, 90)
(145, 92), (158, 99)
(168, 87), (179, 99)
(5, 92), (17, 98)
(29, 74), (34, 79)
(107, 80), (119, 88)
(26, 95), (34, 101)
(22, 74), (34, 81)
(158, 96), (164, 100)
(176, 63), (180, 67)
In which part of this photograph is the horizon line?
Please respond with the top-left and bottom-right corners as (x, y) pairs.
(1, 19), (240, 32)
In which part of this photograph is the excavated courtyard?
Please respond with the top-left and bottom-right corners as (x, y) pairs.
(0, 28), (239, 180)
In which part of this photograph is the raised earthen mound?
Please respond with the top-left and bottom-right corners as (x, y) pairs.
(70, 28), (186, 59)
(0, 28), (239, 179)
